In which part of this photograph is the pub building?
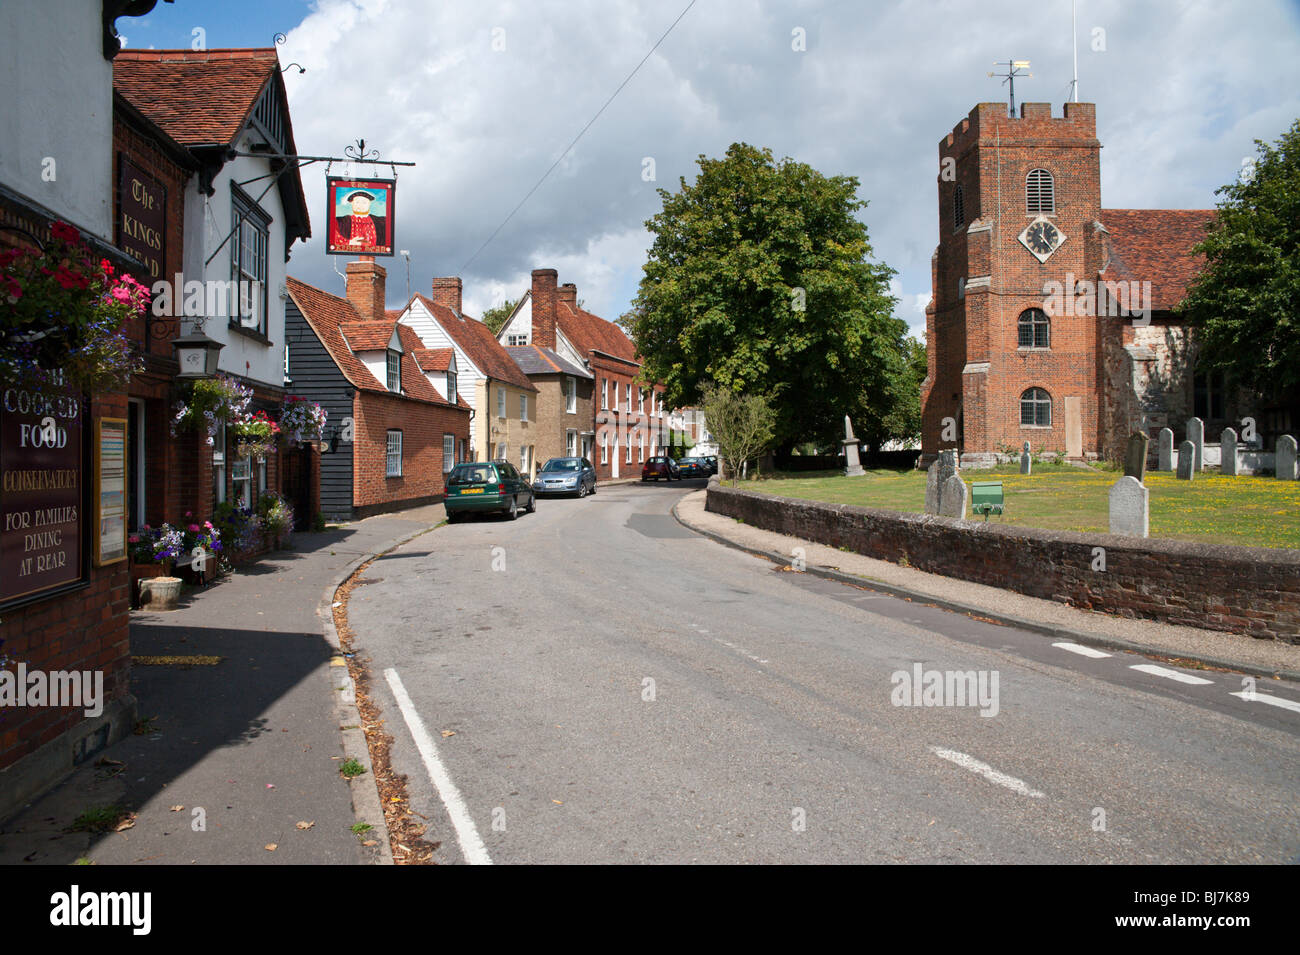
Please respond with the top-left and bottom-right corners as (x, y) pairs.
(0, 1), (165, 821)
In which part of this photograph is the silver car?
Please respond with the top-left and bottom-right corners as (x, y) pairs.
(534, 456), (597, 497)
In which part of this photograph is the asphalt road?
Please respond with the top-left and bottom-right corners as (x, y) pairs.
(345, 478), (1300, 864)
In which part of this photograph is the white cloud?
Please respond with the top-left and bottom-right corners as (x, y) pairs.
(268, 0), (1300, 329)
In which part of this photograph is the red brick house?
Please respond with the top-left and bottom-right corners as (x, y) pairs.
(496, 269), (667, 481)
(285, 261), (471, 520)
(921, 101), (1227, 466)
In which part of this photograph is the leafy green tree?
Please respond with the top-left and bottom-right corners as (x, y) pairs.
(1178, 119), (1300, 413)
(482, 297), (519, 336)
(867, 334), (927, 449)
(630, 143), (903, 453)
(699, 383), (776, 484)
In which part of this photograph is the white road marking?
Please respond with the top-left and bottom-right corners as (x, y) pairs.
(384, 668), (492, 865)
(1230, 691), (1300, 714)
(929, 746), (1045, 798)
(1051, 641), (1111, 659)
(1129, 664), (1214, 686)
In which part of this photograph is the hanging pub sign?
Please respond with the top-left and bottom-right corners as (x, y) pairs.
(116, 155), (167, 280)
(325, 177), (395, 256)
(0, 383), (86, 608)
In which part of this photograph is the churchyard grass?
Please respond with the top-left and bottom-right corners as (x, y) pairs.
(743, 463), (1300, 548)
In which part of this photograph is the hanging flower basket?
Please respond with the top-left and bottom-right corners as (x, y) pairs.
(280, 395), (327, 446)
(0, 222), (147, 396)
(233, 409), (280, 458)
(172, 374), (253, 446)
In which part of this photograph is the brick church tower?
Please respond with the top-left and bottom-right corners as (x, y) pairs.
(922, 101), (1106, 465)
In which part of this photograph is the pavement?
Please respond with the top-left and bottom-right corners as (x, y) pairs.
(673, 485), (1300, 681)
(0, 505), (444, 865)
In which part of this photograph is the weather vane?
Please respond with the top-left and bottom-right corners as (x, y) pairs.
(989, 59), (1032, 117)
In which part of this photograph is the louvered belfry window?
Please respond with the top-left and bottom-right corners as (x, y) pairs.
(1026, 169), (1055, 214)
(953, 183), (965, 230)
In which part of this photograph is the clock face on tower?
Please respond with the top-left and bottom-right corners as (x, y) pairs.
(1019, 216), (1066, 263)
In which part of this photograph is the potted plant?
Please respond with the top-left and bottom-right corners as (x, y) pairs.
(132, 523), (185, 610)
(233, 410), (280, 459)
(279, 395), (327, 446)
(0, 222), (148, 396)
(257, 492), (295, 549)
(172, 374), (253, 446)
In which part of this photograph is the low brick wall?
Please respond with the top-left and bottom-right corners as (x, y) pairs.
(706, 483), (1300, 642)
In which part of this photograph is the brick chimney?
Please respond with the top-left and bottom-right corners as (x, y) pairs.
(531, 268), (558, 349)
(557, 282), (577, 310)
(431, 276), (462, 316)
(346, 259), (387, 324)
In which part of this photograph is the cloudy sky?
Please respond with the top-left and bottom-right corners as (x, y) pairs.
(125, 0), (1300, 339)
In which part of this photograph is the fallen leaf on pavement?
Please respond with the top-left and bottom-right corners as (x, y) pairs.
(115, 815), (136, 832)
(362, 840), (378, 847)
(265, 843), (277, 851)
(552, 800), (563, 805)
(296, 821), (315, 830)
(440, 730), (455, 738)
(169, 805), (184, 812)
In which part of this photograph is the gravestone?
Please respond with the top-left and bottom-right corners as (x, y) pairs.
(1187, 417), (1204, 472)
(1220, 427), (1239, 476)
(1176, 440), (1195, 480)
(938, 472), (968, 519)
(925, 449), (959, 514)
(1157, 428), (1174, 471)
(1020, 441), (1031, 475)
(842, 415), (865, 477)
(1278, 434), (1299, 480)
(1108, 475), (1149, 538)
(1123, 432), (1148, 482)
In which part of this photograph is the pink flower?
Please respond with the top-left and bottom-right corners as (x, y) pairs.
(188, 524), (201, 532)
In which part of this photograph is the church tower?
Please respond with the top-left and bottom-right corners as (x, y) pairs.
(922, 101), (1104, 465)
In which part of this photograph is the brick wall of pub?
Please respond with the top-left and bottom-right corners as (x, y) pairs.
(352, 392), (469, 517)
(0, 394), (133, 774)
(706, 483), (1300, 642)
(591, 356), (665, 481)
(926, 102), (1105, 458)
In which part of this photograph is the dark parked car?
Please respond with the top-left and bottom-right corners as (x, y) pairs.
(702, 456), (719, 474)
(445, 460), (536, 521)
(534, 456), (597, 497)
(677, 457), (708, 478)
(641, 455), (681, 482)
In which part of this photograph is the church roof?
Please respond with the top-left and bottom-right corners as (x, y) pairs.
(1101, 209), (1215, 311)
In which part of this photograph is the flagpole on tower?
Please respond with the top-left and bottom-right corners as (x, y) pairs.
(1070, 0), (1080, 102)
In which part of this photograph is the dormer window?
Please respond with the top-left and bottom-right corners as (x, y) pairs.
(386, 349), (401, 391)
(1026, 169), (1055, 215)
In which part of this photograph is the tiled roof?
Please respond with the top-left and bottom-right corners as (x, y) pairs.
(1101, 209), (1215, 311)
(414, 295), (536, 392)
(112, 49), (279, 147)
(415, 348), (454, 372)
(340, 322), (396, 351)
(506, 345), (592, 379)
(286, 276), (458, 407)
(557, 300), (639, 365)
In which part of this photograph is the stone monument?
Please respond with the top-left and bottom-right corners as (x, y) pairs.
(938, 472), (968, 519)
(1108, 474), (1149, 538)
(1278, 434), (1298, 480)
(1220, 427), (1239, 477)
(841, 415), (865, 477)
(925, 449), (959, 514)
(1157, 427), (1174, 471)
(1176, 440), (1196, 480)
(1124, 431), (1148, 482)
(1187, 416), (1205, 472)
(1020, 441), (1031, 475)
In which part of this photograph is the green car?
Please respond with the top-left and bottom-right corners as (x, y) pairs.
(445, 461), (537, 522)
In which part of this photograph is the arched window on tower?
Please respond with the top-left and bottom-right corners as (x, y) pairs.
(1020, 387), (1052, 427)
(953, 183), (965, 230)
(1017, 308), (1050, 348)
(1026, 168), (1055, 214)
